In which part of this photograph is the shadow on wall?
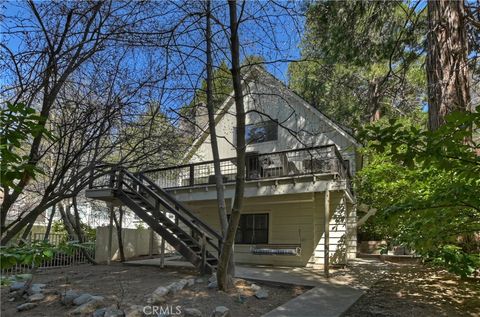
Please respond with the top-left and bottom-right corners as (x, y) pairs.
(330, 200), (347, 265)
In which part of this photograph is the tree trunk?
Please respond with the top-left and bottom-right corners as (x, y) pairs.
(59, 202), (77, 240)
(426, 0), (471, 131)
(71, 196), (97, 264)
(204, 0), (234, 276)
(217, 0), (247, 291)
(112, 206), (125, 262)
(19, 220), (35, 244)
(43, 204), (56, 241)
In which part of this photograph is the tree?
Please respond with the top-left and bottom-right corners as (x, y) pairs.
(358, 111), (480, 277)
(0, 102), (51, 198)
(1, 1), (185, 245)
(289, 1), (427, 127)
(216, 0), (247, 291)
(426, 0), (472, 130)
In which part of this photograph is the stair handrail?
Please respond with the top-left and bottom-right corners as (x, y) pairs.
(138, 173), (223, 241)
(118, 169), (222, 252)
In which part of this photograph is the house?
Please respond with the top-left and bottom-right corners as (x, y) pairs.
(86, 66), (359, 272)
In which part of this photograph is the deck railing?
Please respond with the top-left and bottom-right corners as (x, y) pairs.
(141, 145), (350, 190)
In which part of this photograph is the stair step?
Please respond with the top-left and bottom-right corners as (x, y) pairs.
(114, 174), (222, 275)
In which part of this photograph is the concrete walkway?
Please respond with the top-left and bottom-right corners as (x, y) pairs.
(262, 284), (363, 317)
(235, 264), (368, 317)
(125, 258), (384, 317)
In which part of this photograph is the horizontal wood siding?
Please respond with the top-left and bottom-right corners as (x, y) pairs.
(183, 191), (356, 268)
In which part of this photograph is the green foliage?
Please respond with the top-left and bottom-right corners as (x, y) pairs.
(0, 102), (53, 191)
(51, 220), (96, 242)
(289, 1), (426, 126)
(0, 240), (93, 272)
(190, 60), (233, 109)
(0, 241), (69, 270)
(432, 245), (480, 278)
(357, 111), (480, 277)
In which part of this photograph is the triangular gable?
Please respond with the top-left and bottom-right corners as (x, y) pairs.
(183, 66), (360, 162)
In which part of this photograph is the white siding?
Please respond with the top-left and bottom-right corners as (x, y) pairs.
(189, 71), (358, 174)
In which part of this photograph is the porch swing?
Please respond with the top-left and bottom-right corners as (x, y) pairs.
(250, 228), (302, 256)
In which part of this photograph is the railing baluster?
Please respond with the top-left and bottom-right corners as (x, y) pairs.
(189, 165), (195, 187)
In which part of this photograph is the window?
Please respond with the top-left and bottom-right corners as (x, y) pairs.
(244, 121), (278, 144)
(233, 213), (269, 244)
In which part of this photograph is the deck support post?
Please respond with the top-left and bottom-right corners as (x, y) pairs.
(160, 236), (165, 268)
(201, 233), (207, 274)
(149, 228), (154, 258)
(107, 205), (114, 265)
(324, 185), (330, 277)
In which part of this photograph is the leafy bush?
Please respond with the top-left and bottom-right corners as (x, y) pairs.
(432, 245), (480, 278)
(357, 111), (480, 277)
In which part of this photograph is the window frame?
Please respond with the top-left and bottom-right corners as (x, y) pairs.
(231, 213), (269, 245)
(236, 120), (278, 145)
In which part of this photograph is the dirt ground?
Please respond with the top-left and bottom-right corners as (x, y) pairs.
(0, 263), (307, 317)
(343, 264), (480, 317)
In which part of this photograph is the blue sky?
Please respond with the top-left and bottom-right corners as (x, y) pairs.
(1, 1), (304, 113)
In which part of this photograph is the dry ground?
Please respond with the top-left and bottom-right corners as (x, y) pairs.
(343, 264), (480, 317)
(0, 263), (307, 317)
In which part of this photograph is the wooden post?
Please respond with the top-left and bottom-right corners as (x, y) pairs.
(149, 228), (154, 258)
(201, 233), (207, 274)
(160, 236), (165, 268)
(324, 186), (330, 277)
(107, 205), (114, 265)
(189, 165), (195, 187)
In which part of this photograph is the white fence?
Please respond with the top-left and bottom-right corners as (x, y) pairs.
(0, 233), (95, 276)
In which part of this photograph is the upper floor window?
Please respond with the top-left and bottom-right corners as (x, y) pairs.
(244, 120), (278, 144)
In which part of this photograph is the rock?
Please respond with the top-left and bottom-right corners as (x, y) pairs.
(250, 284), (261, 292)
(186, 278), (195, 287)
(178, 279), (188, 288)
(207, 281), (217, 289)
(184, 308), (202, 317)
(17, 302), (37, 311)
(254, 289), (269, 299)
(151, 286), (169, 304)
(69, 297), (104, 316)
(211, 306), (230, 317)
(29, 283), (46, 294)
(208, 275), (217, 283)
(125, 305), (144, 317)
(31, 283), (46, 289)
(73, 294), (103, 306)
(62, 290), (81, 305)
(28, 293), (45, 302)
(93, 308), (107, 317)
(104, 308), (125, 317)
(73, 293), (93, 305)
(10, 281), (26, 292)
(167, 282), (184, 295)
(195, 278), (205, 284)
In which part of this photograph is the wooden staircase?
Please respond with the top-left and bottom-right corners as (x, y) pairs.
(90, 168), (222, 274)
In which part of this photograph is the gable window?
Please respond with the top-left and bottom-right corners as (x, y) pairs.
(244, 121), (278, 144)
(233, 213), (269, 244)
